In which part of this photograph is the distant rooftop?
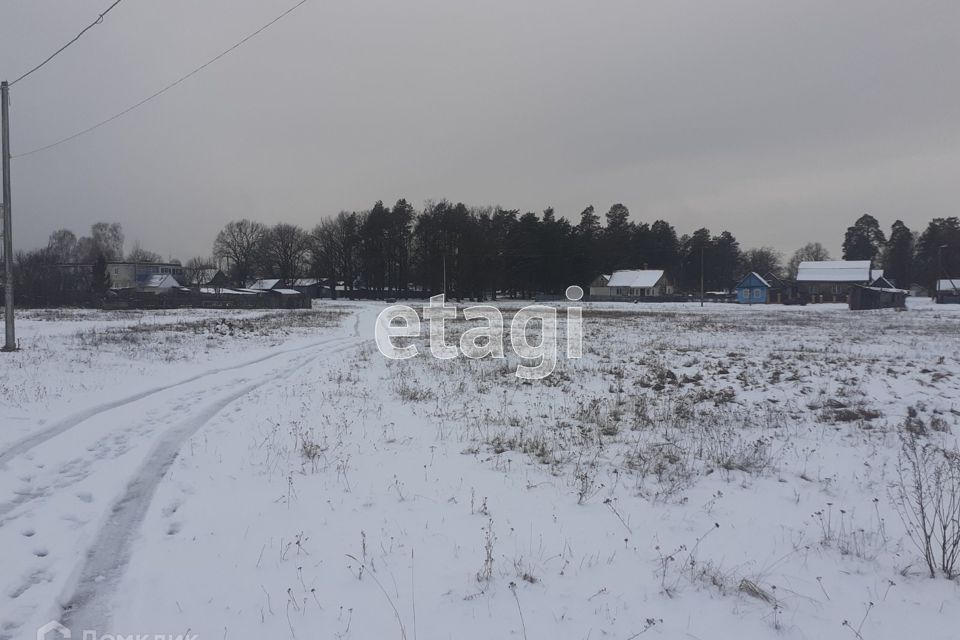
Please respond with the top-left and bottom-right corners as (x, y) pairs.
(796, 260), (876, 282)
(937, 279), (960, 292)
(249, 279), (281, 290)
(607, 270), (665, 288)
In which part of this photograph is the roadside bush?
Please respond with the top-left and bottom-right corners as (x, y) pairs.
(891, 433), (960, 579)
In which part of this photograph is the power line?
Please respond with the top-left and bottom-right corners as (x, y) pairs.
(10, 0), (126, 87)
(14, 0), (310, 159)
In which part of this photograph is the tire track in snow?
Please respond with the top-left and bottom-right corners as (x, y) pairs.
(58, 338), (361, 634)
(0, 374), (265, 525)
(0, 334), (359, 522)
(0, 318), (360, 468)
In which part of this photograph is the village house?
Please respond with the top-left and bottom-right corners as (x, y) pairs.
(591, 269), (673, 300)
(795, 260), (883, 303)
(735, 272), (770, 304)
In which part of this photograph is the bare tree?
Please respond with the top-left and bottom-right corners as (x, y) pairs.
(259, 223), (309, 282)
(213, 219), (266, 287)
(183, 256), (216, 287)
(310, 220), (340, 294)
(90, 222), (125, 261)
(310, 215), (356, 298)
(46, 229), (79, 263)
(73, 222), (125, 263)
(741, 247), (783, 278)
(311, 212), (361, 296)
(126, 240), (163, 263)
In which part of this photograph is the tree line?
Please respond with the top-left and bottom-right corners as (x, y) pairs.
(206, 202), (747, 299)
(10, 204), (960, 305)
(206, 205), (959, 298)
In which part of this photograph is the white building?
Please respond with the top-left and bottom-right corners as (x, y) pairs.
(592, 269), (673, 299)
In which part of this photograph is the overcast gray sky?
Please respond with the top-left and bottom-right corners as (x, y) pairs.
(2, 0), (958, 260)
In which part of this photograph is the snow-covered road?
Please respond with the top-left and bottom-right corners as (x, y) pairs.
(0, 306), (367, 639)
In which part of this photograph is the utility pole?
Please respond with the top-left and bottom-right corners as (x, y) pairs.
(699, 245), (704, 308)
(1, 80), (15, 352)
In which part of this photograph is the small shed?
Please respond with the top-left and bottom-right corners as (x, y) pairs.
(849, 285), (908, 310)
(268, 288), (310, 309)
(735, 272), (769, 304)
(290, 278), (322, 299)
(937, 279), (960, 304)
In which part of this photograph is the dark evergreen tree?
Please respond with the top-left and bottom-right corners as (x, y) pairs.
(601, 203), (635, 273)
(647, 220), (680, 280)
(882, 220), (914, 288)
(92, 253), (111, 297)
(842, 214), (886, 261)
(572, 206), (601, 290)
(914, 217), (960, 290)
(679, 228), (712, 292)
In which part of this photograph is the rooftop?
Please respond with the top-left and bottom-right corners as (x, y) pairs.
(796, 260), (875, 282)
(607, 270), (665, 288)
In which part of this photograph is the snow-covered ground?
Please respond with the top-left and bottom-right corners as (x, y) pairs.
(2, 299), (959, 640)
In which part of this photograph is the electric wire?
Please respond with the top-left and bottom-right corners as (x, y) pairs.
(14, 0), (310, 159)
(10, 0), (126, 86)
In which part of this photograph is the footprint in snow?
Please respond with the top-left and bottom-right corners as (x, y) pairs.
(20, 528), (35, 537)
(76, 491), (94, 503)
(166, 522), (182, 536)
(33, 548), (49, 558)
(161, 500), (181, 517)
(7, 569), (50, 598)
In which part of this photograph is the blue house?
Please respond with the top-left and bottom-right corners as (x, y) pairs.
(736, 272), (770, 304)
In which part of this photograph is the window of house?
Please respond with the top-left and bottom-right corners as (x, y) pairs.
(753, 288), (762, 298)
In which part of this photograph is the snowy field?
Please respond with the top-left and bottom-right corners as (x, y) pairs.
(2, 299), (960, 640)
